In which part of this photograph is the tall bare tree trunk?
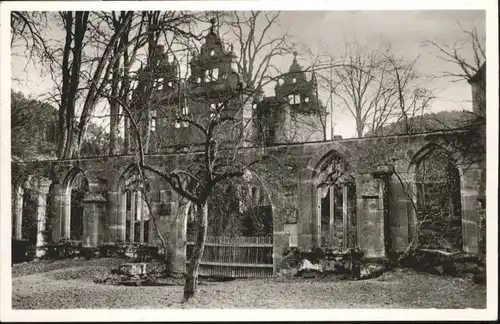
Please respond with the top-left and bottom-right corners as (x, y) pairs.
(109, 46), (121, 156)
(183, 202), (208, 302)
(57, 12), (73, 159)
(356, 118), (364, 138)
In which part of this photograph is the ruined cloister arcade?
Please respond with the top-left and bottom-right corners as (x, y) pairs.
(12, 130), (485, 271)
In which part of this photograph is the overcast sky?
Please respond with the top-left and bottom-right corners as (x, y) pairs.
(11, 10), (486, 139)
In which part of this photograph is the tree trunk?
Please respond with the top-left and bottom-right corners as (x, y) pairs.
(356, 121), (364, 138)
(141, 189), (170, 273)
(124, 117), (130, 154)
(183, 202), (208, 302)
(109, 52), (121, 156)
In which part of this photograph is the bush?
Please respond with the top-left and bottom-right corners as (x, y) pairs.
(99, 242), (128, 258)
(44, 239), (82, 260)
(93, 272), (125, 285)
(12, 239), (32, 263)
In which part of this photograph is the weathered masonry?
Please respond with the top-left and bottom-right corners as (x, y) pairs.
(12, 20), (486, 274)
(13, 128), (486, 272)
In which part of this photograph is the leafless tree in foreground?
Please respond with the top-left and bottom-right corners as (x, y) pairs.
(11, 11), (199, 159)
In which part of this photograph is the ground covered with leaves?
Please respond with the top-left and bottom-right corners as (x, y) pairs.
(11, 258), (486, 309)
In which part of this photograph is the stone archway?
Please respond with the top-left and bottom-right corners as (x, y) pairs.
(61, 167), (89, 242)
(310, 150), (357, 250)
(114, 164), (151, 245)
(182, 169), (276, 276)
(12, 177), (51, 258)
(20, 185), (38, 245)
(202, 172), (274, 238)
(12, 180), (38, 243)
(408, 143), (464, 252)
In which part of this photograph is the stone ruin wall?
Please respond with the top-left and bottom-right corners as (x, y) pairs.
(13, 129), (486, 272)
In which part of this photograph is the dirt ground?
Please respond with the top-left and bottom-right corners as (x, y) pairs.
(11, 258), (486, 309)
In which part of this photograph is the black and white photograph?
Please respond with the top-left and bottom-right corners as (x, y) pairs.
(0, 0), (497, 321)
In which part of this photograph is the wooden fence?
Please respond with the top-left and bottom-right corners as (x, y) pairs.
(186, 236), (273, 278)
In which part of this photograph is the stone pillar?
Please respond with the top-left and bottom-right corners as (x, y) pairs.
(82, 191), (108, 248)
(296, 168), (315, 250)
(34, 178), (51, 258)
(388, 173), (414, 252)
(460, 166), (483, 254)
(147, 191), (157, 246)
(273, 232), (290, 274)
(106, 190), (124, 243)
(118, 192), (126, 241)
(328, 186), (335, 246)
(406, 180), (418, 246)
(135, 191), (143, 242)
(342, 183), (348, 249)
(129, 191), (136, 242)
(61, 190), (71, 239)
(49, 183), (65, 242)
(138, 192), (145, 243)
(12, 186), (23, 240)
(312, 186), (321, 248)
(354, 173), (387, 259)
(148, 201), (155, 246)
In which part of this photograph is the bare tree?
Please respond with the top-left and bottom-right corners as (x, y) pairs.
(325, 41), (433, 137)
(425, 24), (485, 120)
(424, 24), (486, 264)
(10, 11), (49, 64)
(99, 15), (300, 298)
(329, 42), (385, 137)
(108, 81), (273, 302)
(13, 11), (200, 159)
(40, 11), (135, 159)
(378, 46), (435, 136)
(220, 11), (292, 90)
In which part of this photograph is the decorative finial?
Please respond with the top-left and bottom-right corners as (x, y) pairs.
(293, 51), (298, 57)
(210, 18), (216, 33)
